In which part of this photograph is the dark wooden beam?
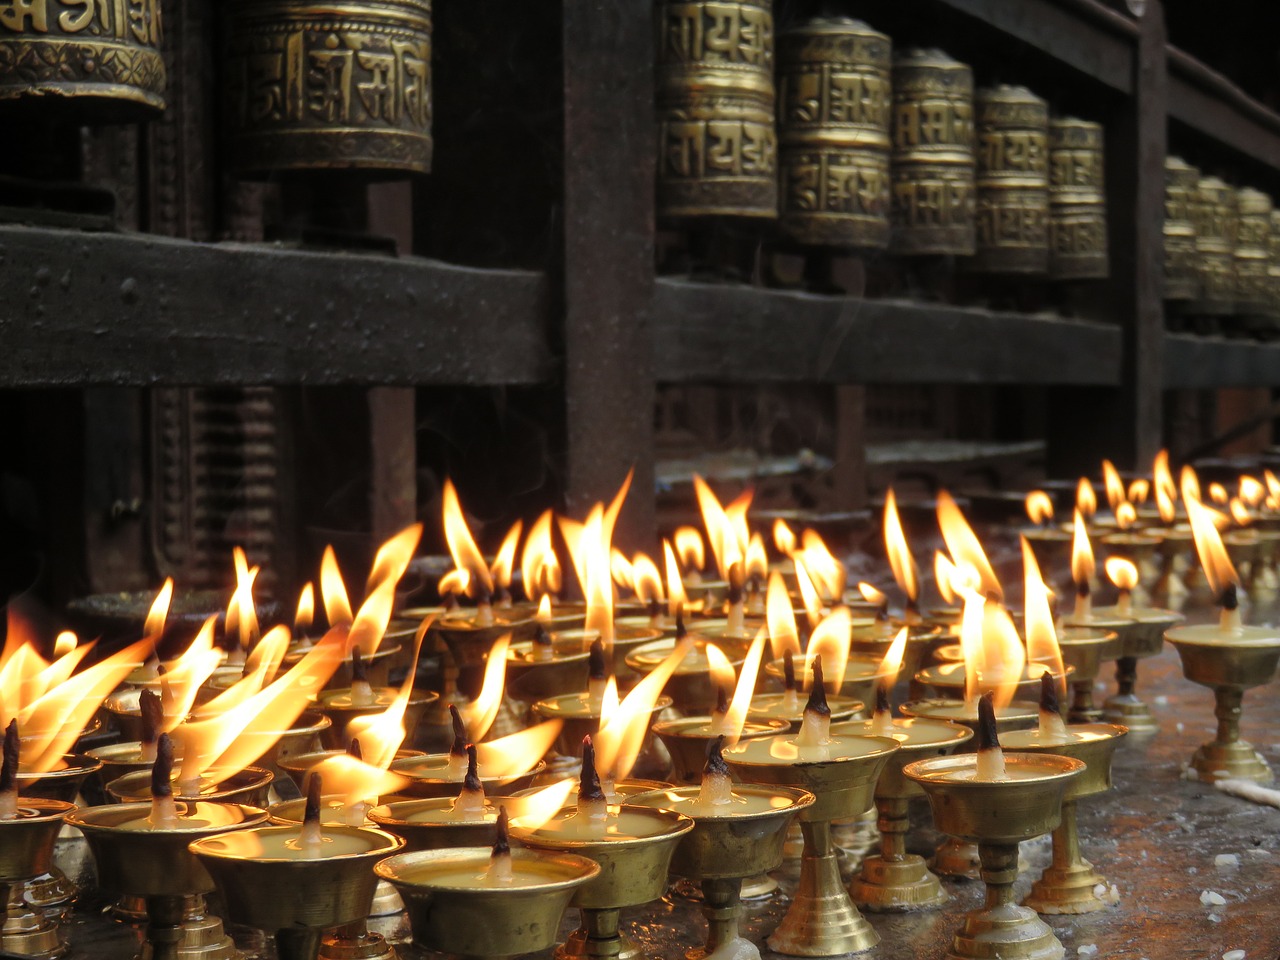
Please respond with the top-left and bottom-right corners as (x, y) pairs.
(652, 280), (1122, 386)
(561, 0), (657, 546)
(1165, 335), (1280, 389)
(0, 225), (551, 387)
(1168, 45), (1280, 175)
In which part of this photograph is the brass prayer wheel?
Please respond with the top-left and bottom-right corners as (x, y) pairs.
(0, 0), (166, 117)
(1270, 209), (1280, 319)
(971, 85), (1049, 273)
(1163, 156), (1200, 301)
(1191, 175), (1237, 314)
(224, 0), (433, 177)
(1234, 187), (1272, 315)
(655, 0), (777, 219)
(889, 48), (975, 255)
(1048, 117), (1108, 279)
(777, 16), (891, 248)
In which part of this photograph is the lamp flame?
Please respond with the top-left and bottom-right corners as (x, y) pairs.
(1021, 537), (1064, 684)
(800, 530), (846, 602)
(1180, 465), (1201, 505)
(521, 510), (562, 601)
(1240, 476), (1265, 509)
(1115, 502), (1137, 530)
(508, 779), (576, 830)
(158, 616), (225, 730)
(705, 643), (735, 703)
(491, 521), (523, 595)
(1076, 478), (1097, 518)
(610, 549), (634, 593)
(295, 583), (315, 634)
(934, 552), (959, 605)
(1185, 495), (1239, 598)
(936, 491), (1002, 600)
(1102, 460), (1126, 512)
(595, 637), (694, 780)
(1229, 498), (1252, 527)
(1154, 450), (1178, 523)
(884, 489), (919, 604)
(1105, 557), (1139, 592)
(1071, 509), (1095, 588)
(443, 480), (493, 599)
(663, 540), (687, 619)
(773, 519), (797, 557)
(227, 548), (260, 653)
(877, 627), (909, 695)
(674, 527), (706, 572)
(793, 557), (823, 630)
(1025, 491), (1054, 526)
(1128, 479), (1150, 504)
(310, 754), (412, 809)
(346, 617), (432, 769)
(351, 524), (422, 657)
(321, 546), (353, 626)
(744, 533), (768, 584)
(857, 582), (886, 607)
(804, 608), (851, 693)
(459, 634), (512, 741)
(144, 578), (174, 639)
(693, 476), (741, 581)
(1208, 482), (1228, 505)
(632, 554), (664, 606)
(474, 721), (565, 779)
(766, 570), (800, 661)
(724, 628), (768, 746)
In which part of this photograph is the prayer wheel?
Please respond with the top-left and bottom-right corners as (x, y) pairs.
(1162, 157), (1200, 301)
(970, 85), (1049, 273)
(1234, 188), (1272, 315)
(224, 0), (433, 177)
(776, 16), (891, 248)
(1269, 209), (1280, 322)
(889, 48), (975, 255)
(0, 0), (166, 116)
(1191, 176), (1237, 314)
(655, 0), (777, 219)
(1048, 117), (1108, 280)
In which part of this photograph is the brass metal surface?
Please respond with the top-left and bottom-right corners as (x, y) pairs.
(652, 717), (791, 784)
(1234, 187), (1273, 314)
(0, 799), (75, 960)
(1270, 209), (1280, 317)
(1094, 606), (1182, 734)
(971, 85), (1049, 274)
(277, 749), (424, 791)
(366, 797), (505, 851)
(1047, 118), (1107, 279)
(655, 0), (778, 219)
(15, 754), (101, 803)
(1191, 175), (1238, 314)
(888, 48), (975, 255)
(776, 17), (891, 248)
(224, 0), (432, 176)
(105, 767), (274, 808)
(315, 688), (436, 749)
(1163, 156), (1201, 300)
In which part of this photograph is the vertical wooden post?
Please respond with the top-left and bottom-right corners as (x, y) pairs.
(562, 1), (657, 547)
(833, 386), (868, 511)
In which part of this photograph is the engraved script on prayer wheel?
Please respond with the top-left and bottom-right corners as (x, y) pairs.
(776, 16), (891, 248)
(224, 0), (433, 177)
(1048, 117), (1107, 280)
(655, 0), (777, 219)
(0, 0), (166, 116)
(1192, 176), (1237, 314)
(1269, 209), (1280, 322)
(889, 48), (975, 255)
(971, 85), (1049, 274)
(1234, 188), (1272, 315)
(1163, 157), (1200, 301)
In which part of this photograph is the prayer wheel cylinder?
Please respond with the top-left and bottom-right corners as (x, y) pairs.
(0, 0), (166, 117)
(970, 85), (1049, 274)
(655, 0), (778, 219)
(224, 0), (433, 177)
(889, 48), (975, 256)
(1191, 175), (1237, 314)
(1269, 209), (1280, 321)
(1163, 157), (1200, 301)
(776, 16), (891, 248)
(1234, 188), (1272, 315)
(1048, 117), (1108, 280)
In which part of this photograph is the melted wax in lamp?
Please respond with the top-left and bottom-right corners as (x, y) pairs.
(649, 736), (797, 818)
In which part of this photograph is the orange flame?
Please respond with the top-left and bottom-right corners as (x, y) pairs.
(1071, 509), (1095, 588)
(295, 583), (315, 634)
(321, 546), (353, 627)
(474, 720), (564, 779)
(1186, 495), (1239, 597)
(227, 548), (261, 653)
(1265, 470), (1280, 501)
(934, 552), (959, 605)
(521, 510), (562, 601)
(1021, 537), (1064, 683)
(459, 634), (512, 741)
(705, 643), (735, 703)
(1240, 476), (1265, 509)
(439, 569), (470, 599)
(884, 489), (919, 604)
(744, 533), (768, 583)
(1208, 482), (1228, 505)
(1076, 478), (1097, 519)
(1154, 450), (1178, 522)
(490, 521), (523, 593)
(800, 530), (846, 601)
(1102, 460), (1126, 511)
(1025, 491), (1054, 526)
(857, 582), (886, 607)
(1230, 498), (1253, 527)
(632, 554), (664, 606)
(724, 627), (768, 746)
(443, 479), (493, 598)
(1115, 502), (1137, 530)
(766, 570), (800, 661)
(936, 491), (1002, 601)
(793, 557), (823, 631)
(570, 506), (615, 648)
(508, 779), (576, 830)
(346, 617), (432, 769)
(694, 475), (737, 580)
(157, 616), (224, 730)
(804, 608), (852, 693)
(192, 626), (292, 721)
(674, 527), (706, 571)
(877, 627), (909, 694)
(308, 754), (412, 809)
(176, 629), (347, 786)
(144, 578), (174, 639)
(595, 636), (694, 780)
(610, 549), (634, 593)
(773, 519), (797, 557)
(536, 593), (552, 621)
(1180, 465), (1202, 505)
(53, 632), (76, 658)
(980, 601), (1026, 710)
(1104, 557), (1139, 592)
(1128, 479), (1150, 504)
(351, 524), (422, 657)
(663, 540), (688, 619)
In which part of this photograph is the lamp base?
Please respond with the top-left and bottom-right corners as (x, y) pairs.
(849, 855), (948, 912)
(556, 927), (643, 960)
(1100, 694), (1158, 735)
(367, 881), (403, 918)
(1191, 739), (1273, 784)
(1, 884), (66, 959)
(141, 914), (241, 960)
(767, 843), (878, 956)
(19, 870), (76, 914)
(931, 838), (982, 880)
(1023, 859), (1118, 916)
(947, 903), (1064, 960)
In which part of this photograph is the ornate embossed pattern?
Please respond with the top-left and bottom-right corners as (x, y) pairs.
(655, 0), (777, 219)
(889, 48), (974, 255)
(1193, 176), (1237, 312)
(1234, 188), (1272, 312)
(777, 18), (891, 248)
(971, 86), (1048, 274)
(1163, 156), (1200, 301)
(1048, 118), (1107, 280)
(1270, 210), (1280, 318)
(0, 0), (165, 111)
(225, 0), (432, 175)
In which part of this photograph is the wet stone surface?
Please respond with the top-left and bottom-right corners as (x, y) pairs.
(53, 607), (1280, 960)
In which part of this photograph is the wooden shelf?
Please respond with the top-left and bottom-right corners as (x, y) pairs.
(1167, 45), (1280, 174)
(653, 279), (1123, 386)
(0, 225), (551, 388)
(1164, 332), (1280, 389)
